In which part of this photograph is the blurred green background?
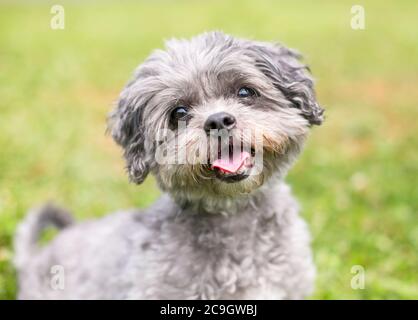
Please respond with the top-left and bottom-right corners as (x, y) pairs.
(0, 0), (417, 299)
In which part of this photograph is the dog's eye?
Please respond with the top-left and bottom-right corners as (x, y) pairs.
(170, 105), (189, 123)
(237, 87), (257, 98)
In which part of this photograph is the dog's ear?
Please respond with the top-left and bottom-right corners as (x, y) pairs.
(248, 43), (324, 125)
(108, 79), (151, 184)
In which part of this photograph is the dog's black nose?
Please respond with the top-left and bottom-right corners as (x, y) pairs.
(204, 112), (236, 133)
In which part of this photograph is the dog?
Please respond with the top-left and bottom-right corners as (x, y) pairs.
(14, 31), (324, 299)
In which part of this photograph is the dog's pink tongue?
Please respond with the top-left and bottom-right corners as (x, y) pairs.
(212, 151), (250, 173)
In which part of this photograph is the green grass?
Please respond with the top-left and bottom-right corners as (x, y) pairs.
(1, 0), (417, 299)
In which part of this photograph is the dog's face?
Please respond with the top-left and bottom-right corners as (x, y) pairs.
(109, 32), (323, 200)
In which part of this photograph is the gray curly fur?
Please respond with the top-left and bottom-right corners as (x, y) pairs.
(15, 31), (323, 299)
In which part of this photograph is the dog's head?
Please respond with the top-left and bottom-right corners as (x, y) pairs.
(109, 32), (323, 201)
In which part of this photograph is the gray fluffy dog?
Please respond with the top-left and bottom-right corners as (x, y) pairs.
(15, 31), (323, 299)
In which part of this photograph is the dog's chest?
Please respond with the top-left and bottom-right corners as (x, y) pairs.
(131, 201), (313, 300)
(175, 213), (293, 299)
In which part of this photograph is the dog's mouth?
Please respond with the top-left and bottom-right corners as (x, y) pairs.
(207, 140), (255, 183)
